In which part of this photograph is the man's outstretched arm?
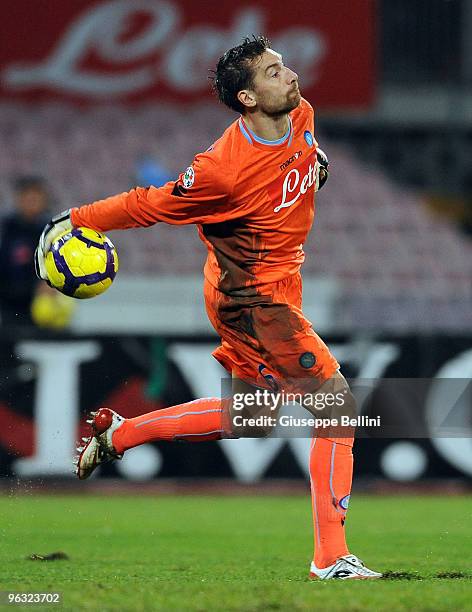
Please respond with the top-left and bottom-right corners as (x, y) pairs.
(35, 152), (235, 280)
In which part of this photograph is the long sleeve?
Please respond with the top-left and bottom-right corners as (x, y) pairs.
(71, 152), (237, 231)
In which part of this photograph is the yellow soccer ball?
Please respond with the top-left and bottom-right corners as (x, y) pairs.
(45, 227), (119, 299)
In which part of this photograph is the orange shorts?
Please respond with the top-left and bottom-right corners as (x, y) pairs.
(204, 273), (339, 393)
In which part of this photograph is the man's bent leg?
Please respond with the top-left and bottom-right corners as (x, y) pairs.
(77, 385), (278, 479)
(112, 373), (281, 453)
(112, 397), (231, 453)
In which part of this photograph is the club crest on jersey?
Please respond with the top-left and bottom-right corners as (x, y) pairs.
(271, 151), (317, 213)
(182, 166), (195, 188)
(304, 130), (314, 146)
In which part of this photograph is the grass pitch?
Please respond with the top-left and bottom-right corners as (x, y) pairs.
(0, 493), (470, 611)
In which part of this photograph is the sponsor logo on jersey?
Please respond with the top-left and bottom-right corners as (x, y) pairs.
(268, 151), (317, 214)
(280, 151), (303, 172)
(304, 131), (314, 146)
(182, 166), (195, 188)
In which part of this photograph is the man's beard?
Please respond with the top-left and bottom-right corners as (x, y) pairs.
(261, 92), (301, 118)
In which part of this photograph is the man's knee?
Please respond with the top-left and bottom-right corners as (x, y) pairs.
(301, 371), (357, 440)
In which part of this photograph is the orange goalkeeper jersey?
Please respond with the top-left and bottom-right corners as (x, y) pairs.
(72, 98), (320, 296)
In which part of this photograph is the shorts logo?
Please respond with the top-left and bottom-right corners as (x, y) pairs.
(258, 364), (279, 392)
(182, 166), (195, 188)
(304, 130), (314, 146)
(299, 352), (316, 368)
(339, 495), (350, 510)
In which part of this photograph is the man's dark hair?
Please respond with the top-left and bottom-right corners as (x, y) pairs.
(13, 175), (47, 193)
(210, 35), (270, 114)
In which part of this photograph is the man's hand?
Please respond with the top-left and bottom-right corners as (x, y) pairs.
(34, 209), (72, 280)
(315, 148), (329, 192)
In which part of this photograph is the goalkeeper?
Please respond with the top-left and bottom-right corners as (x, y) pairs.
(35, 36), (381, 581)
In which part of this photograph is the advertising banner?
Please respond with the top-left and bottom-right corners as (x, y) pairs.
(0, 333), (470, 483)
(0, 0), (376, 109)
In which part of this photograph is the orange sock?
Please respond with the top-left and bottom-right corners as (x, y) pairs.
(309, 436), (354, 568)
(112, 398), (225, 453)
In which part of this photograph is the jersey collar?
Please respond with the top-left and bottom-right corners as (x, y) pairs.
(238, 116), (293, 149)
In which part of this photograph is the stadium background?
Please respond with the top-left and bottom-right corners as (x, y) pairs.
(0, 0), (471, 490)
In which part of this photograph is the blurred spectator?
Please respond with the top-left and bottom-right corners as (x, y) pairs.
(0, 176), (74, 329)
(135, 154), (174, 188)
